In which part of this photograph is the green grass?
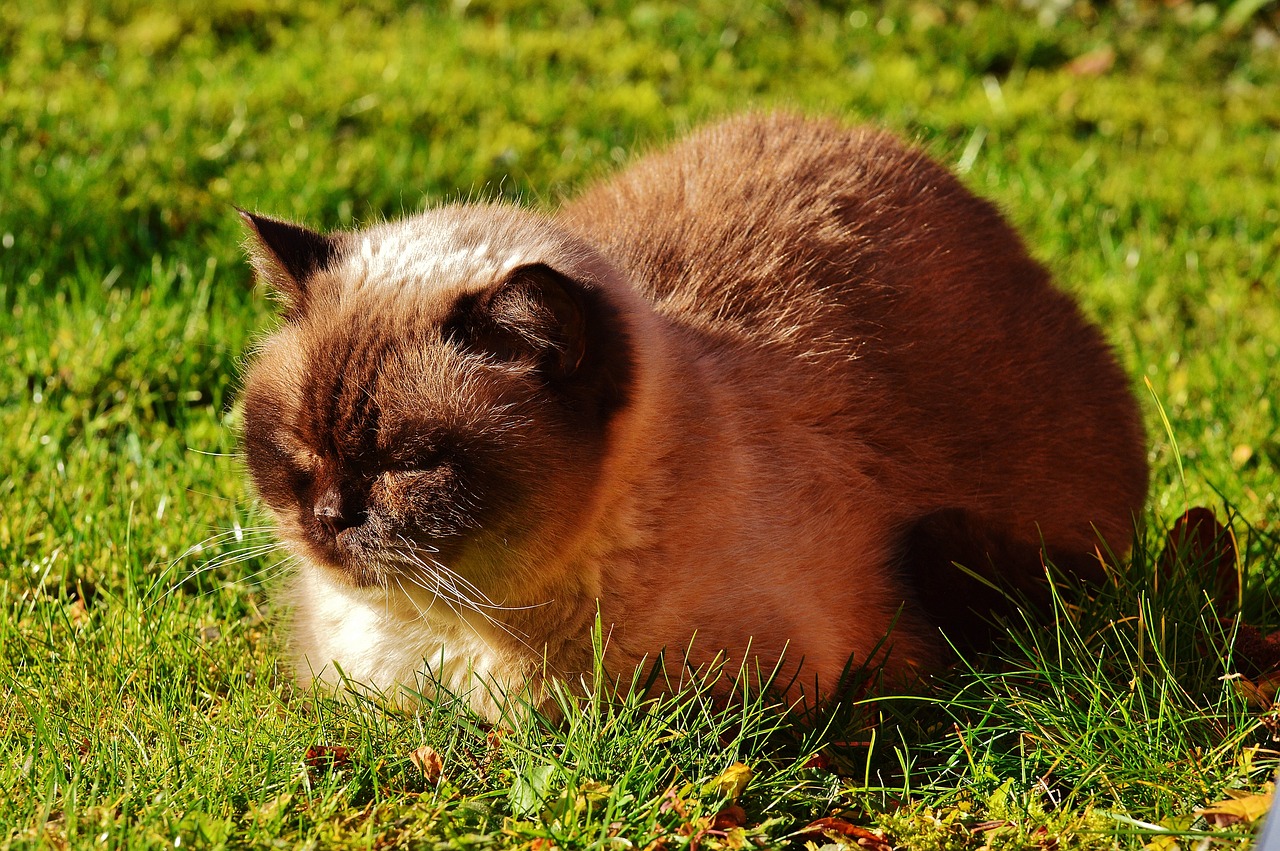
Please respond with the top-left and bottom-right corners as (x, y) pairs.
(4, 1), (1280, 847)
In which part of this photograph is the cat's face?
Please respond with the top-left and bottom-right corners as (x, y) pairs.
(239, 208), (633, 601)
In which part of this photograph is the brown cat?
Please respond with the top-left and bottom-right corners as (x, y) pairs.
(239, 113), (1147, 719)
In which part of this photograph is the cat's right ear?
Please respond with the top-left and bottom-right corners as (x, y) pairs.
(237, 209), (339, 314)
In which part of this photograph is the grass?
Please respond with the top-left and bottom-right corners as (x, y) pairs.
(3, 0), (1280, 847)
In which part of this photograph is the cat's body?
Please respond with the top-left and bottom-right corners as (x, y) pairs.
(240, 113), (1147, 718)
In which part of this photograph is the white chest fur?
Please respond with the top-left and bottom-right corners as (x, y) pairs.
(285, 566), (538, 717)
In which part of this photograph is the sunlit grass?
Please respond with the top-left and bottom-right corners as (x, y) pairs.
(3, 0), (1279, 847)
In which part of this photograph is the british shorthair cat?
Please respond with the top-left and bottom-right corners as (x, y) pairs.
(238, 113), (1147, 719)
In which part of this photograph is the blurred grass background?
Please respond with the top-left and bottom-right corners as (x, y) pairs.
(2, 1), (1279, 847)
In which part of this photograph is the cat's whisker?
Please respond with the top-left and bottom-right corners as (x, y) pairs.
(393, 573), (468, 632)
(159, 550), (286, 598)
(390, 537), (501, 601)
(389, 547), (538, 652)
(160, 526), (278, 568)
(412, 575), (528, 662)
(186, 542), (287, 574)
(222, 557), (297, 591)
(185, 447), (247, 458)
(146, 530), (283, 600)
(389, 541), (550, 613)
(147, 549), (298, 612)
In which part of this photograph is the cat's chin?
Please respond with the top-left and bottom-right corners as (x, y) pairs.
(332, 563), (383, 589)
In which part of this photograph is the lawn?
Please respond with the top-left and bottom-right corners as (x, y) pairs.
(3, 1), (1280, 848)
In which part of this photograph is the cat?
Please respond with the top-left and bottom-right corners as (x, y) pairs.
(238, 112), (1147, 720)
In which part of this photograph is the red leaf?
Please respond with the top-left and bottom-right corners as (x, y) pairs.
(711, 805), (747, 831)
(796, 818), (892, 850)
(304, 745), (352, 773)
(1160, 507), (1237, 605)
(658, 786), (688, 817)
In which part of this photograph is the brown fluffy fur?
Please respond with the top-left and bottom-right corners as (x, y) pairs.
(239, 113), (1147, 718)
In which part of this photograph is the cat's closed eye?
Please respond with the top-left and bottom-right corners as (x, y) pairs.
(379, 441), (446, 475)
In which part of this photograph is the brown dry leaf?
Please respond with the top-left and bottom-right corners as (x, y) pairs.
(711, 805), (747, 831)
(1195, 789), (1273, 827)
(486, 726), (511, 752)
(1160, 507), (1238, 605)
(796, 817), (892, 850)
(1066, 46), (1116, 77)
(1033, 825), (1059, 850)
(68, 598), (92, 628)
(409, 745), (444, 783)
(1231, 672), (1280, 711)
(304, 744), (352, 774)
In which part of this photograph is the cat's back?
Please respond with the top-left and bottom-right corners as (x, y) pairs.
(558, 112), (1006, 347)
(558, 112), (1147, 551)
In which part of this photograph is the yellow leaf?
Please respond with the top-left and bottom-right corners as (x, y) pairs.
(707, 762), (753, 802)
(1195, 790), (1272, 826)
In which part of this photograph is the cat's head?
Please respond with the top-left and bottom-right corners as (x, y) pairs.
(238, 205), (635, 602)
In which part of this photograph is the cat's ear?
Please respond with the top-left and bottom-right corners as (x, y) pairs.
(460, 264), (588, 375)
(237, 209), (339, 311)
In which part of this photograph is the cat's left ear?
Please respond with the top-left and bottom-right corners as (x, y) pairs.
(460, 264), (588, 375)
(237, 209), (339, 312)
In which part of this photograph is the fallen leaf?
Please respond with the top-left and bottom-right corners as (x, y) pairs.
(1195, 790), (1272, 827)
(547, 779), (613, 822)
(804, 752), (834, 772)
(486, 726), (511, 752)
(1230, 671), (1280, 711)
(1066, 46), (1115, 77)
(711, 805), (747, 831)
(1160, 507), (1238, 605)
(707, 762), (753, 802)
(304, 744), (352, 774)
(1264, 711), (1280, 743)
(1033, 824), (1059, 851)
(659, 786), (689, 817)
(795, 817), (892, 850)
(409, 745), (443, 783)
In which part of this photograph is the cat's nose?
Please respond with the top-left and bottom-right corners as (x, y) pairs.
(314, 488), (359, 537)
